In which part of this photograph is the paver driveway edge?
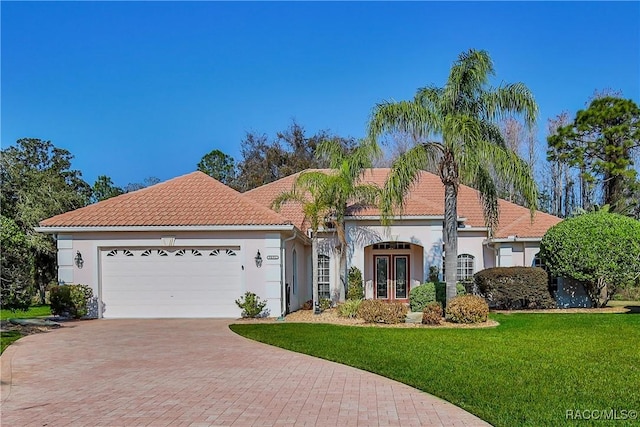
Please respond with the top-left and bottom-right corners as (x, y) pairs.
(1, 343), (18, 402)
(1, 319), (492, 426)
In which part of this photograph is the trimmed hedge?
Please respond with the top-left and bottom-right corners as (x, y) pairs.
(473, 267), (556, 310)
(409, 282), (436, 312)
(347, 267), (364, 300)
(435, 282), (466, 306)
(445, 295), (489, 324)
(422, 302), (443, 325)
(357, 300), (408, 324)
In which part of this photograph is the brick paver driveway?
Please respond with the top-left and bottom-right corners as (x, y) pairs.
(1, 319), (490, 426)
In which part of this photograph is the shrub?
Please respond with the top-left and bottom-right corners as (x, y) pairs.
(235, 292), (267, 318)
(347, 267), (364, 300)
(357, 300), (408, 324)
(301, 299), (313, 310)
(50, 284), (93, 319)
(337, 299), (362, 318)
(473, 267), (556, 310)
(435, 282), (466, 306)
(409, 282), (436, 312)
(319, 298), (332, 311)
(539, 211), (640, 307)
(422, 302), (443, 325)
(428, 266), (440, 283)
(445, 295), (489, 324)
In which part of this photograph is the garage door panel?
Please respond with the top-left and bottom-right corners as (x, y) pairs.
(101, 248), (243, 318)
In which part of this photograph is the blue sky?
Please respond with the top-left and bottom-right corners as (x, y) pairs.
(2, 1), (639, 187)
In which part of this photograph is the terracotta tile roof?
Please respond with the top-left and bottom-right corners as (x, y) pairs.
(246, 168), (561, 239)
(39, 171), (292, 228)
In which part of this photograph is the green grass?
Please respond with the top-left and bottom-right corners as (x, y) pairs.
(0, 304), (51, 321)
(0, 330), (22, 354)
(1, 305), (52, 354)
(231, 313), (640, 427)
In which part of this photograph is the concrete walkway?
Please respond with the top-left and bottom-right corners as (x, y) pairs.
(1, 319), (490, 426)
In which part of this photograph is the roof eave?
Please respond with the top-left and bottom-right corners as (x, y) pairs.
(35, 224), (297, 234)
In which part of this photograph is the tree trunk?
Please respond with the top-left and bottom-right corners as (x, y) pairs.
(336, 220), (348, 303)
(443, 182), (459, 304)
(311, 235), (319, 314)
(440, 152), (459, 305)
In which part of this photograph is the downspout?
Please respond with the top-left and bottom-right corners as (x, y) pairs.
(278, 230), (297, 321)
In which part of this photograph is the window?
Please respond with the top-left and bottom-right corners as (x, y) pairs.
(318, 254), (330, 300)
(292, 249), (297, 295)
(372, 242), (410, 250)
(532, 254), (544, 268)
(456, 254), (475, 281)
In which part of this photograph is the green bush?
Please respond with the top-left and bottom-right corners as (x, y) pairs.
(445, 295), (489, 324)
(409, 282), (436, 312)
(347, 266), (364, 300)
(337, 299), (362, 318)
(473, 267), (556, 310)
(319, 298), (332, 311)
(357, 300), (408, 324)
(540, 211), (640, 307)
(235, 292), (267, 318)
(435, 282), (466, 306)
(422, 302), (443, 325)
(50, 284), (93, 319)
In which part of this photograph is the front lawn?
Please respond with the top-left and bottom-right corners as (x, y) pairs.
(1, 305), (52, 355)
(0, 304), (51, 321)
(231, 313), (640, 427)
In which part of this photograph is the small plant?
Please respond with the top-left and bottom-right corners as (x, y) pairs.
(347, 266), (364, 300)
(409, 282), (436, 312)
(319, 298), (332, 311)
(50, 284), (93, 319)
(337, 299), (362, 318)
(445, 295), (489, 324)
(235, 292), (267, 318)
(422, 302), (443, 325)
(356, 300), (408, 324)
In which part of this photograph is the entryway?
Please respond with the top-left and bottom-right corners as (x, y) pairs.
(374, 254), (409, 302)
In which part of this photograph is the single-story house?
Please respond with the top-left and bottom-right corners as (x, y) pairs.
(37, 168), (575, 319)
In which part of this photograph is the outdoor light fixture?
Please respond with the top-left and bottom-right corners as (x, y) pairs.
(74, 251), (84, 269)
(254, 250), (263, 268)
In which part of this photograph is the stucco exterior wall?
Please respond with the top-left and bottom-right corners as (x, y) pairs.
(56, 230), (305, 318)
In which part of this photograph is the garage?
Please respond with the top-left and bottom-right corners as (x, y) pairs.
(100, 247), (243, 318)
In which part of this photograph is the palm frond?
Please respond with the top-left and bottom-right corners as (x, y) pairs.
(368, 100), (440, 143)
(481, 83), (538, 128)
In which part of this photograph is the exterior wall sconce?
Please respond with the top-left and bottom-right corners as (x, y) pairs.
(74, 251), (84, 269)
(254, 250), (263, 268)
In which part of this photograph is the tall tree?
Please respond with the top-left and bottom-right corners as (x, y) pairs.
(92, 175), (124, 202)
(368, 49), (538, 303)
(197, 149), (237, 185)
(0, 138), (91, 306)
(548, 96), (640, 214)
(272, 139), (381, 304)
(234, 121), (357, 192)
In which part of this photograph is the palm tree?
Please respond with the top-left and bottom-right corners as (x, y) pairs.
(272, 139), (381, 306)
(368, 49), (539, 303)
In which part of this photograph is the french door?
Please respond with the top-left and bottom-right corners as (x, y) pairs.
(374, 255), (409, 301)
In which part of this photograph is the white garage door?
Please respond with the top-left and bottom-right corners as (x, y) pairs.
(101, 247), (242, 318)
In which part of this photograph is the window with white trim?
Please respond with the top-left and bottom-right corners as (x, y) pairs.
(456, 254), (475, 281)
(318, 255), (330, 300)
